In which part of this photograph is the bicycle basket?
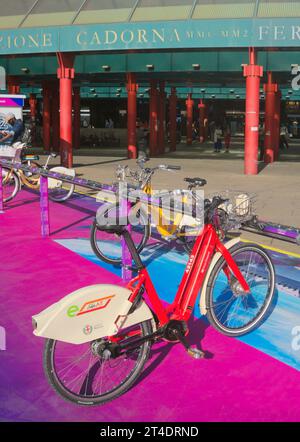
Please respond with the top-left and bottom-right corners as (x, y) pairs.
(208, 190), (256, 232)
(0, 144), (23, 161)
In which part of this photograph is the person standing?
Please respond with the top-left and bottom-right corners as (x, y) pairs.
(213, 125), (222, 153)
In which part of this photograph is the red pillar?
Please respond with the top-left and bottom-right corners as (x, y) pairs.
(57, 52), (75, 168)
(7, 77), (20, 94)
(264, 72), (278, 164)
(243, 48), (263, 175)
(73, 86), (81, 150)
(149, 80), (158, 156)
(274, 89), (281, 161)
(29, 93), (37, 145)
(169, 87), (177, 152)
(198, 99), (206, 143)
(51, 81), (60, 152)
(185, 93), (194, 145)
(126, 73), (138, 159)
(42, 84), (51, 151)
(158, 81), (166, 154)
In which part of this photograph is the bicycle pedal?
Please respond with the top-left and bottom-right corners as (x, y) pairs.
(187, 347), (205, 359)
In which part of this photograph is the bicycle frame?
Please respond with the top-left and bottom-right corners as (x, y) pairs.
(127, 224), (250, 326)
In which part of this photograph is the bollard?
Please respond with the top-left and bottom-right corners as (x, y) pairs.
(40, 175), (50, 237)
(121, 197), (132, 282)
(0, 164), (4, 213)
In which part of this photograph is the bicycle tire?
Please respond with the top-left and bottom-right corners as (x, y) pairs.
(90, 203), (150, 265)
(2, 167), (20, 202)
(43, 319), (153, 406)
(205, 243), (275, 337)
(49, 184), (75, 202)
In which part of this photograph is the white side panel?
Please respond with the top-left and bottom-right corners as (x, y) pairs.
(199, 237), (240, 315)
(33, 284), (153, 344)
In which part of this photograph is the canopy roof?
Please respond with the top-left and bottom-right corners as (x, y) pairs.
(1, 0), (300, 29)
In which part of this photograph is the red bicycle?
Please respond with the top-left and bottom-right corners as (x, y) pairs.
(33, 196), (275, 406)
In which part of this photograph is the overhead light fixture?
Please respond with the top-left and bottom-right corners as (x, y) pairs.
(192, 64), (200, 71)
(230, 89), (235, 94)
(236, 95), (240, 99)
(116, 88), (122, 92)
(116, 93), (120, 97)
(21, 67), (30, 74)
(90, 88), (96, 93)
(286, 95), (290, 99)
(211, 95), (215, 99)
(102, 65), (111, 71)
(144, 88), (150, 93)
(146, 64), (154, 71)
(139, 93), (144, 98)
(288, 90), (293, 94)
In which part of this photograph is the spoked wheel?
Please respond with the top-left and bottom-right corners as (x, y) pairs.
(205, 243), (275, 336)
(1, 167), (20, 202)
(91, 203), (150, 265)
(44, 320), (153, 405)
(21, 161), (41, 189)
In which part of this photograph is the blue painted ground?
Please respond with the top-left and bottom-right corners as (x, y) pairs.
(55, 237), (300, 371)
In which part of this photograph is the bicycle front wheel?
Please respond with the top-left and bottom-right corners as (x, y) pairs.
(205, 243), (275, 336)
(44, 319), (153, 406)
(2, 167), (20, 202)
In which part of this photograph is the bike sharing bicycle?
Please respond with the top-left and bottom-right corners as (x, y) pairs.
(32, 160), (276, 406)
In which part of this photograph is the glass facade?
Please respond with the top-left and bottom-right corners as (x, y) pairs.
(258, 0), (300, 18)
(0, 0), (300, 29)
(193, 1), (256, 19)
(131, 0), (193, 22)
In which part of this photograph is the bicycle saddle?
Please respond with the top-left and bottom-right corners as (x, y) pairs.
(96, 216), (128, 234)
(184, 177), (207, 187)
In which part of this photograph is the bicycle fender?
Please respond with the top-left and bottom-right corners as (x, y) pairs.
(32, 284), (154, 344)
(199, 237), (240, 316)
(48, 166), (75, 189)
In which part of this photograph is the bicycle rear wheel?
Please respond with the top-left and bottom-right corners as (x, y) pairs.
(91, 203), (150, 265)
(44, 319), (153, 405)
(205, 243), (275, 336)
(2, 167), (20, 202)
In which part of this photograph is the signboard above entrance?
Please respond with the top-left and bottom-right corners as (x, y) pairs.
(1, 19), (300, 55)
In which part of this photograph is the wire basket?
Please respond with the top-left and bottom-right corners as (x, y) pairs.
(208, 190), (257, 232)
(0, 143), (23, 162)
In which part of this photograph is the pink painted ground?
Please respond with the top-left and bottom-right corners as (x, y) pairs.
(0, 190), (300, 422)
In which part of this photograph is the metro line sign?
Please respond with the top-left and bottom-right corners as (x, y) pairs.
(1, 19), (300, 55)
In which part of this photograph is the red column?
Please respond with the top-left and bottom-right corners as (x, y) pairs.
(198, 99), (206, 143)
(185, 93), (194, 145)
(29, 93), (37, 145)
(126, 73), (138, 159)
(264, 72), (278, 164)
(73, 86), (81, 151)
(158, 81), (166, 154)
(243, 48), (263, 175)
(274, 89), (281, 161)
(57, 52), (75, 168)
(149, 80), (158, 156)
(169, 87), (177, 152)
(7, 77), (20, 94)
(51, 81), (60, 152)
(42, 84), (51, 151)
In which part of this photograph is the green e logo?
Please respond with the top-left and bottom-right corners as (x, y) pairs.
(67, 305), (79, 318)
